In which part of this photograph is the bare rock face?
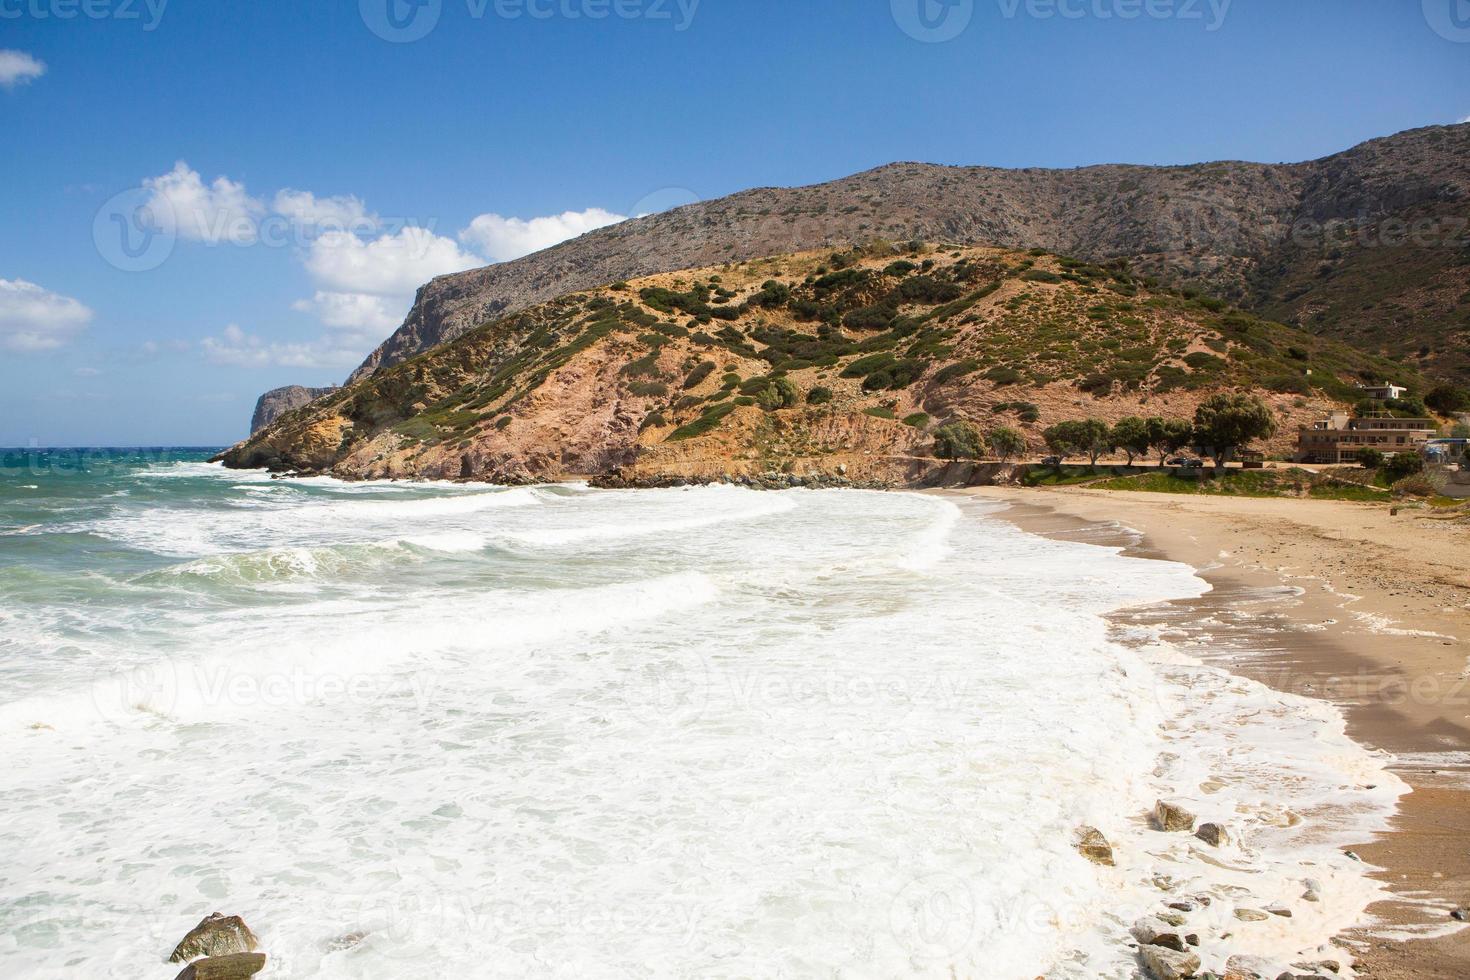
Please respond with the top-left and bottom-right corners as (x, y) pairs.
(1153, 800), (1196, 833)
(173, 952), (267, 980)
(250, 386), (337, 434)
(341, 124), (1470, 391)
(1075, 826), (1116, 866)
(1140, 945), (1202, 980)
(169, 913), (260, 963)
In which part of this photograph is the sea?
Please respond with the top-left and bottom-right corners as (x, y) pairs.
(0, 448), (1406, 978)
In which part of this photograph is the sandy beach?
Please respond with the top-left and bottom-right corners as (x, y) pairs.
(952, 486), (1470, 978)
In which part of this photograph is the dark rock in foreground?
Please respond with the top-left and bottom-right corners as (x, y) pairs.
(169, 913), (259, 963)
(173, 952), (266, 979)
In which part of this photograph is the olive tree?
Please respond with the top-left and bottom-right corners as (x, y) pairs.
(1111, 416), (1151, 465)
(933, 421), (983, 460)
(1193, 394), (1278, 469)
(987, 426), (1027, 463)
(1045, 419), (1114, 466)
(1145, 417), (1196, 466)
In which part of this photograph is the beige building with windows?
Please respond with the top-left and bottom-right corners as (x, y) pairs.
(1297, 411), (1436, 464)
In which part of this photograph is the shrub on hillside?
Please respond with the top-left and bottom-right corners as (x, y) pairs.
(1391, 473), (1440, 499)
(807, 386), (833, 405)
(1426, 384), (1470, 414)
(683, 361), (717, 389)
(755, 377), (800, 411)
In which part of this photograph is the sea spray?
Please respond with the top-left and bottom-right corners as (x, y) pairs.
(0, 455), (1403, 978)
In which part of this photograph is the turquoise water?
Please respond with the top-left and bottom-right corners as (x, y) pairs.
(0, 453), (1402, 978)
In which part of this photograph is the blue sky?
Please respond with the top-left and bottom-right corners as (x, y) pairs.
(2, 0), (1467, 447)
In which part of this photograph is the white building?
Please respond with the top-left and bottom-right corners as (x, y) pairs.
(1359, 382), (1408, 401)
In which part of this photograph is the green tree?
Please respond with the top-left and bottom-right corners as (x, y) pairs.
(1145, 417), (1196, 466)
(1044, 419), (1113, 465)
(1111, 416), (1151, 465)
(1356, 447), (1384, 470)
(933, 421), (983, 460)
(1043, 421), (1083, 462)
(987, 426), (1027, 463)
(1077, 418), (1115, 466)
(1193, 393), (1278, 469)
(1382, 453), (1424, 481)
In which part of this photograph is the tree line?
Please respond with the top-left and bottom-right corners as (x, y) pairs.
(933, 393), (1279, 468)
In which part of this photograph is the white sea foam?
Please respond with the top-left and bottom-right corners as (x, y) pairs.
(0, 482), (1415, 978)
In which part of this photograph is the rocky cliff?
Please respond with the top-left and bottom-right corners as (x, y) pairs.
(223, 244), (1417, 486)
(250, 386), (337, 434)
(345, 124), (1470, 395)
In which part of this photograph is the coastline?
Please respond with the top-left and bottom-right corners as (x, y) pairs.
(946, 486), (1470, 978)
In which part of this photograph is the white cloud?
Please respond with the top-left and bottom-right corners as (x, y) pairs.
(292, 291), (403, 332)
(0, 279), (93, 351)
(74, 367), (102, 377)
(271, 190), (377, 236)
(1460, 114), (1470, 125)
(459, 208), (627, 263)
(304, 226), (481, 296)
(143, 162), (265, 245)
(200, 323), (367, 371)
(133, 161), (631, 364)
(0, 50), (45, 89)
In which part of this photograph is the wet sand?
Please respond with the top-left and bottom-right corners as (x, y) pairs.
(948, 487), (1470, 979)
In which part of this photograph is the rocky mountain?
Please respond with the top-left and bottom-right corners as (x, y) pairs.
(342, 124), (1469, 401)
(222, 244), (1418, 487)
(250, 386), (338, 434)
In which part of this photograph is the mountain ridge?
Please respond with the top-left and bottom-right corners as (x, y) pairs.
(330, 123), (1468, 415)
